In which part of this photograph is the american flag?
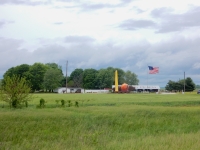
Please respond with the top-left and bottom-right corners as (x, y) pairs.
(148, 66), (159, 74)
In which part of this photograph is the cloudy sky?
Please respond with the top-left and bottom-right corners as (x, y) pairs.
(0, 0), (200, 87)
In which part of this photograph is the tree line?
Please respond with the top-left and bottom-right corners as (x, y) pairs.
(2, 63), (139, 92)
(165, 77), (195, 92)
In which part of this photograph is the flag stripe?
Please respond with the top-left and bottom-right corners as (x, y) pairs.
(148, 66), (159, 74)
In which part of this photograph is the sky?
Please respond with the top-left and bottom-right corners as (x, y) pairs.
(0, 0), (200, 87)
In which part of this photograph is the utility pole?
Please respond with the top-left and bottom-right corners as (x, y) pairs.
(66, 61), (68, 94)
(184, 71), (185, 93)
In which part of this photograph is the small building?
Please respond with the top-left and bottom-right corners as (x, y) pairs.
(112, 85), (160, 93)
(133, 85), (160, 92)
(54, 87), (84, 94)
(54, 87), (110, 94)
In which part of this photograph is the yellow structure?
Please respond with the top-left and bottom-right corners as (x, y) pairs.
(115, 70), (118, 92)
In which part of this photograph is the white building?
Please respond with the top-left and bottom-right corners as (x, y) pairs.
(54, 87), (84, 93)
(112, 85), (160, 92)
(54, 87), (110, 94)
(133, 85), (160, 92)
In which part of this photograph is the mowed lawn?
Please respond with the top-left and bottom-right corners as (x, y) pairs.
(0, 93), (200, 150)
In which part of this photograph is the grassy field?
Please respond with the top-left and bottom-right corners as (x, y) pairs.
(0, 92), (200, 150)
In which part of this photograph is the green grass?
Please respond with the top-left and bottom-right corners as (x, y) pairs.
(0, 93), (200, 150)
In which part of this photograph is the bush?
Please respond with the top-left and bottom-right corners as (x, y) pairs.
(0, 75), (32, 108)
(61, 99), (65, 107)
(40, 98), (45, 108)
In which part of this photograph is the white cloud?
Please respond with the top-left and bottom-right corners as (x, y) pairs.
(0, 0), (200, 86)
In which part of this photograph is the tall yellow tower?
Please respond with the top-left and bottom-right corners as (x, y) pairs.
(115, 70), (118, 92)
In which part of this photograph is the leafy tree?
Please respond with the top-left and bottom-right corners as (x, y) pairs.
(45, 63), (62, 70)
(185, 77), (195, 92)
(95, 69), (113, 89)
(0, 79), (2, 90)
(14, 64), (30, 78)
(124, 70), (139, 85)
(3, 67), (16, 78)
(165, 80), (176, 91)
(60, 76), (68, 87)
(105, 67), (115, 85)
(69, 68), (83, 87)
(0, 75), (32, 108)
(3, 64), (30, 79)
(43, 68), (63, 92)
(165, 77), (195, 92)
(45, 63), (65, 89)
(83, 69), (98, 89)
(29, 63), (48, 91)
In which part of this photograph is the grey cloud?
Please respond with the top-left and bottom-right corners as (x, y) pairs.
(151, 6), (200, 33)
(0, 21), (6, 27)
(151, 7), (174, 18)
(0, 0), (51, 5)
(54, 0), (134, 12)
(57, 0), (80, 2)
(82, 3), (113, 10)
(64, 36), (95, 43)
(119, 19), (156, 30)
(78, 1), (135, 12)
(1, 35), (200, 86)
(0, 20), (14, 28)
(53, 22), (64, 25)
(120, 0), (132, 3)
(0, 37), (30, 77)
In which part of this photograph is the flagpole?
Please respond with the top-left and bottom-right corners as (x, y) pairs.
(147, 66), (149, 93)
(147, 67), (148, 86)
(184, 71), (185, 93)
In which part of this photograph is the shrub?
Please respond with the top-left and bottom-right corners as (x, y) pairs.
(40, 98), (45, 108)
(61, 99), (65, 107)
(68, 100), (72, 107)
(75, 101), (79, 107)
(0, 75), (32, 108)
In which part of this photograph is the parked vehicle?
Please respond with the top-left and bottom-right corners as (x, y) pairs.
(197, 90), (200, 94)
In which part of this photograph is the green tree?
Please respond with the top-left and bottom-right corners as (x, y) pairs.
(105, 67), (125, 85)
(83, 69), (98, 89)
(0, 79), (2, 90)
(3, 67), (16, 78)
(0, 75), (32, 108)
(14, 64), (30, 78)
(29, 63), (48, 91)
(69, 68), (83, 87)
(45, 63), (65, 87)
(3, 64), (30, 79)
(165, 80), (176, 91)
(45, 63), (62, 70)
(185, 77), (195, 92)
(95, 69), (113, 89)
(43, 68), (63, 92)
(165, 77), (195, 92)
(124, 70), (139, 85)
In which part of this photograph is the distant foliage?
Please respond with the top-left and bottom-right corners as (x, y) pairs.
(165, 77), (195, 92)
(43, 68), (63, 92)
(3, 64), (139, 91)
(196, 85), (200, 89)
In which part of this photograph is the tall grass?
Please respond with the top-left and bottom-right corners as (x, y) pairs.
(0, 93), (200, 149)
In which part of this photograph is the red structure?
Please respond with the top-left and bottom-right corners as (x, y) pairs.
(121, 83), (128, 92)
